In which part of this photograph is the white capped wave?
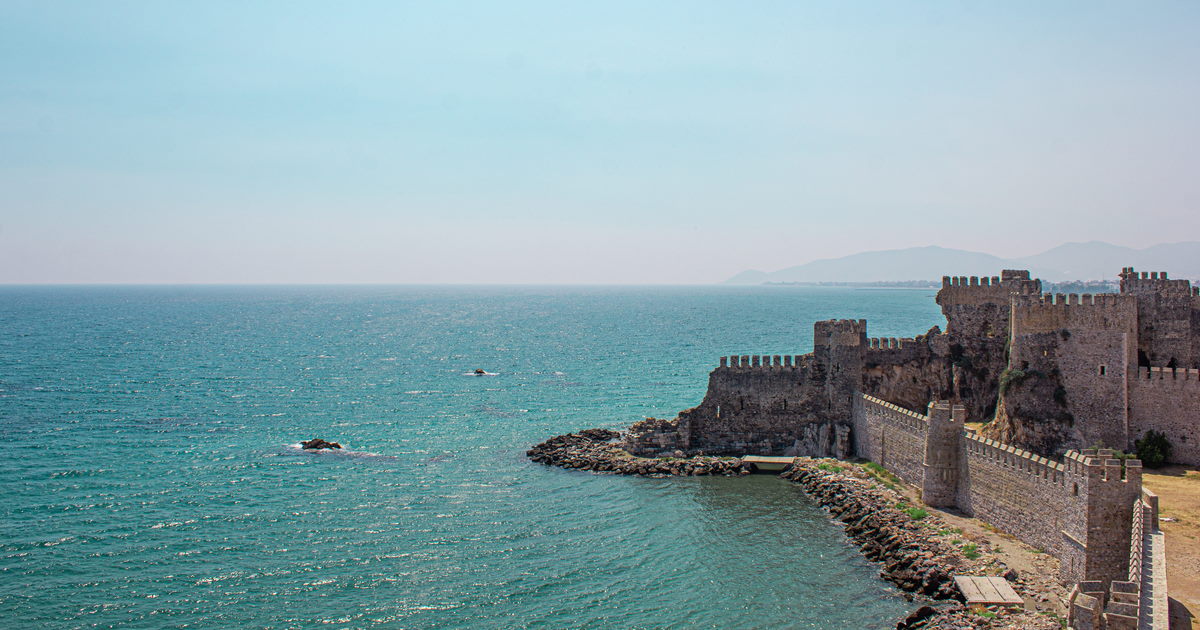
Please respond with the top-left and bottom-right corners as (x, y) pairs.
(283, 443), (398, 461)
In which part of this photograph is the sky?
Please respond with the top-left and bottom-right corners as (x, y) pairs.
(2, 1), (1198, 284)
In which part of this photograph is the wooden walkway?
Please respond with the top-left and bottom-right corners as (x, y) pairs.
(741, 456), (796, 472)
(953, 576), (1024, 607)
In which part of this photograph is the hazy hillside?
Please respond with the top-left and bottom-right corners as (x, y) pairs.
(726, 241), (1200, 284)
(1012, 241), (1200, 281)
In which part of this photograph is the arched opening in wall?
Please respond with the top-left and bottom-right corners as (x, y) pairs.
(1167, 357), (1178, 369)
(1138, 350), (1150, 368)
(1099, 365), (1107, 376)
(1072, 483), (1079, 496)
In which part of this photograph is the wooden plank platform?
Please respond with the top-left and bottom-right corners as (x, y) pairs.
(741, 456), (795, 471)
(953, 576), (1023, 606)
(741, 456), (795, 464)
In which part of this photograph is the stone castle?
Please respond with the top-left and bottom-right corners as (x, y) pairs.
(623, 267), (1191, 629)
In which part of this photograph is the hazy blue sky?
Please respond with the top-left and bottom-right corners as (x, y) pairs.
(2, 1), (1198, 283)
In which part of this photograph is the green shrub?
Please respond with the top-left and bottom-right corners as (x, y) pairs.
(1135, 430), (1172, 468)
(863, 461), (898, 482)
(999, 368), (1028, 394)
(905, 507), (929, 521)
(961, 542), (980, 559)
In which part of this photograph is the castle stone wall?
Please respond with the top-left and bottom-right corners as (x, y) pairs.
(1128, 366), (1200, 466)
(852, 394), (1141, 589)
(997, 294), (1139, 455)
(1120, 267), (1200, 370)
(956, 433), (1068, 558)
(933, 271), (1040, 424)
(857, 394), (928, 487)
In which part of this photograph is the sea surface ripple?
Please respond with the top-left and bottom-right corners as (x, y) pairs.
(0, 285), (942, 628)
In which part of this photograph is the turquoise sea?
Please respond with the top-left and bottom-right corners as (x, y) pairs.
(0, 285), (944, 629)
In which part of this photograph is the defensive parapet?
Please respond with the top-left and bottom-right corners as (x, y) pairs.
(1119, 267), (1194, 296)
(813, 318), (867, 348)
(962, 433), (1066, 484)
(1135, 366), (1200, 382)
(719, 355), (806, 369)
(935, 269), (1041, 343)
(1009, 292), (1138, 333)
(860, 393), (928, 432)
(866, 336), (913, 350)
(937, 271), (1041, 308)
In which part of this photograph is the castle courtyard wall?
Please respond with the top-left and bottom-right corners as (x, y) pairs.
(852, 393), (1140, 590)
(955, 433), (1068, 558)
(1128, 366), (1200, 466)
(856, 394), (928, 487)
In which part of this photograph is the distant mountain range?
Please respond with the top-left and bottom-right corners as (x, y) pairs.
(725, 242), (1200, 285)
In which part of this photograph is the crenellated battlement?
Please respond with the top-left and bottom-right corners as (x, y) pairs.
(1014, 292), (1130, 307)
(813, 318), (867, 338)
(942, 275), (1002, 288)
(1135, 366), (1200, 382)
(963, 432), (1065, 483)
(860, 393), (928, 433)
(1119, 266), (1195, 296)
(936, 270), (1042, 310)
(719, 354), (806, 369)
(1010, 292), (1138, 333)
(865, 336), (915, 351)
(1062, 449), (1142, 484)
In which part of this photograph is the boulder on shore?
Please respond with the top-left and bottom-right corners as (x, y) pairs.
(301, 438), (342, 450)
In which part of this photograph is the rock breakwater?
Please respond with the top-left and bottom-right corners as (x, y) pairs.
(526, 429), (752, 476)
(781, 461), (962, 600)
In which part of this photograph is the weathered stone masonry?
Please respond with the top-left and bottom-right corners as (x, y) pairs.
(623, 266), (1186, 629)
(852, 394), (1140, 588)
(634, 266), (1199, 467)
(1129, 367), (1200, 465)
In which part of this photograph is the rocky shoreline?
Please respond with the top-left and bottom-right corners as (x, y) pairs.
(781, 463), (963, 601)
(528, 430), (1064, 630)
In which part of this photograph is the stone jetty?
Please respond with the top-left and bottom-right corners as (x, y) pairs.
(526, 429), (753, 476)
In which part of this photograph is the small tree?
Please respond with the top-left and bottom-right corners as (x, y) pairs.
(1134, 430), (1172, 468)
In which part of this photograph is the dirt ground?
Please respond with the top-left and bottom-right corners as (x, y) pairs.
(1141, 465), (1200, 630)
(875, 464), (1069, 622)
